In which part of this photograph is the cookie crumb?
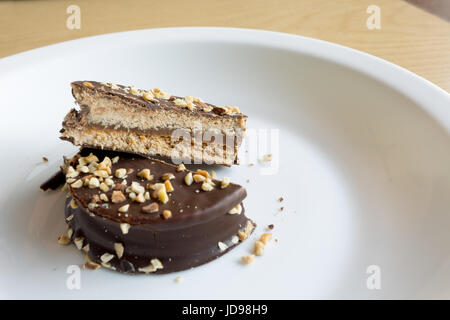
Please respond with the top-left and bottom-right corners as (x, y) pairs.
(278, 197), (284, 202)
(42, 157), (48, 162)
(268, 224), (274, 230)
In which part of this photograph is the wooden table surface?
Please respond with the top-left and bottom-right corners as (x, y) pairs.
(1, 0), (449, 92)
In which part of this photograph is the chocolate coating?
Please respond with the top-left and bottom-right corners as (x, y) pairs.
(63, 149), (254, 274)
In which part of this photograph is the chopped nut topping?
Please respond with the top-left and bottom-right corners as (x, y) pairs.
(196, 169), (210, 178)
(85, 153), (99, 164)
(201, 180), (214, 192)
(115, 168), (127, 178)
(228, 204), (242, 215)
(260, 233), (273, 244)
(67, 228), (73, 238)
(88, 202), (98, 210)
(175, 276), (183, 283)
(142, 90), (154, 101)
(94, 169), (109, 178)
(231, 235), (239, 244)
(66, 166), (79, 179)
(69, 199), (78, 209)
(262, 154), (273, 162)
(211, 171), (217, 179)
(83, 255), (101, 270)
(66, 214), (74, 222)
(254, 240), (265, 256)
(113, 183), (127, 191)
(88, 177), (100, 189)
(74, 237), (84, 250)
(83, 81), (94, 88)
(193, 174), (206, 183)
(144, 191), (150, 200)
(164, 180), (174, 192)
(221, 177), (230, 189)
(130, 181), (145, 194)
(114, 243), (124, 259)
(138, 264), (156, 274)
(82, 244), (90, 254)
(78, 165), (89, 173)
(218, 241), (228, 252)
(241, 255), (255, 265)
(118, 204), (130, 213)
(111, 190), (126, 203)
(162, 173), (175, 181)
(157, 188), (169, 204)
(100, 253), (115, 263)
(162, 210), (172, 219)
(151, 258), (164, 270)
(112, 156), (120, 164)
(58, 234), (71, 245)
(135, 193), (145, 203)
(184, 172), (193, 185)
(70, 179), (83, 189)
(137, 168), (152, 180)
(129, 86), (139, 95)
(99, 182), (109, 192)
(129, 192), (137, 201)
(176, 163), (186, 172)
(100, 193), (109, 202)
(120, 223), (131, 234)
(105, 178), (114, 186)
(142, 202), (159, 213)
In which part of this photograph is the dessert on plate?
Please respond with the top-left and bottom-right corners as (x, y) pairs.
(60, 81), (247, 166)
(42, 81), (254, 274)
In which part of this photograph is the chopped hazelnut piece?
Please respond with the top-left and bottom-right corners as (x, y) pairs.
(241, 255), (255, 265)
(175, 276), (183, 283)
(112, 156), (120, 164)
(218, 241), (228, 252)
(144, 191), (150, 200)
(100, 253), (115, 263)
(135, 193), (145, 203)
(118, 204), (130, 213)
(231, 235), (239, 244)
(238, 231), (247, 241)
(221, 177), (230, 189)
(196, 169), (210, 178)
(142, 202), (159, 213)
(83, 255), (101, 270)
(142, 90), (154, 101)
(184, 172), (193, 185)
(151, 258), (164, 270)
(157, 188), (169, 203)
(201, 180), (214, 192)
(164, 180), (174, 193)
(105, 178), (114, 186)
(100, 193), (109, 202)
(129, 192), (137, 201)
(88, 177), (100, 189)
(115, 168), (127, 178)
(69, 199), (78, 209)
(99, 182), (109, 192)
(138, 264), (157, 274)
(58, 234), (71, 245)
(193, 174), (206, 183)
(74, 237), (84, 250)
(260, 233), (273, 244)
(254, 240), (265, 256)
(66, 166), (79, 179)
(120, 223), (131, 234)
(94, 169), (109, 178)
(130, 181), (145, 194)
(176, 163), (186, 172)
(66, 214), (74, 222)
(262, 154), (273, 162)
(162, 210), (172, 219)
(228, 204), (242, 215)
(71, 179), (83, 188)
(137, 168), (152, 180)
(161, 173), (175, 181)
(111, 190), (126, 203)
(83, 81), (94, 88)
(114, 243), (124, 259)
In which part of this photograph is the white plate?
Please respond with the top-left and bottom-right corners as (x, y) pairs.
(1, 27), (449, 299)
